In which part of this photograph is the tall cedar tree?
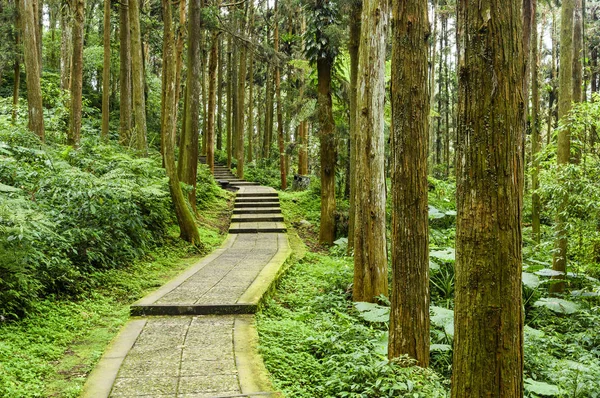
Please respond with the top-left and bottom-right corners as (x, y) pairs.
(178, 0), (202, 211)
(551, 0), (574, 293)
(119, 0), (132, 144)
(21, 0), (44, 140)
(275, 0), (286, 189)
(236, 7), (248, 179)
(388, 0), (430, 365)
(352, 0), (388, 303)
(531, 0), (541, 243)
(207, 32), (219, 173)
(101, 0), (110, 140)
(60, 0), (72, 91)
(347, 0), (361, 254)
(160, 0), (200, 244)
(68, 0), (85, 146)
(315, 0), (336, 245)
(130, 0), (148, 154)
(451, 0), (525, 396)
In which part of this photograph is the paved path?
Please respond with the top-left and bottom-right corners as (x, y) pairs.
(82, 170), (290, 398)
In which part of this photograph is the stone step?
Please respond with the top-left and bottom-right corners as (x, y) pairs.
(130, 303), (256, 316)
(229, 181), (260, 186)
(235, 202), (281, 208)
(231, 215), (285, 222)
(235, 197), (280, 203)
(228, 221), (287, 234)
(233, 208), (282, 214)
(236, 192), (278, 198)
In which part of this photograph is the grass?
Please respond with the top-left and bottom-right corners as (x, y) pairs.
(0, 197), (232, 398)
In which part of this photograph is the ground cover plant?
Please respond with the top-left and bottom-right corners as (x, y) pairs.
(257, 178), (600, 398)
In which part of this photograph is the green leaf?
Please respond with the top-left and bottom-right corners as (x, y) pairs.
(534, 268), (564, 277)
(0, 183), (21, 193)
(353, 302), (390, 323)
(428, 206), (445, 219)
(533, 298), (580, 314)
(524, 378), (561, 396)
(430, 344), (451, 352)
(430, 306), (454, 337)
(429, 259), (440, 271)
(522, 272), (541, 289)
(430, 248), (455, 262)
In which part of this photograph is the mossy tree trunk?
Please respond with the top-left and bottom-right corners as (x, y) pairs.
(551, 0), (574, 294)
(178, 0), (202, 211)
(388, 0), (430, 366)
(129, 0), (147, 154)
(451, 0), (525, 395)
(101, 0), (110, 140)
(160, 0), (200, 245)
(119, 0), (132, 145)
(207, 32), (219, 173)
(68, 0), (84, 147)
(531, 0), (541, 243)
(21, 0), (45, 141)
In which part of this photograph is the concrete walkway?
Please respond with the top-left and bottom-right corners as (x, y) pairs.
(82, 171), (290, 398)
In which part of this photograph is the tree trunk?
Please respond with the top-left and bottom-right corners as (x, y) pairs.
(435, 18), (444, 169)
(347, 0), (361, 254)
(317, 56), (336, 245)
(352, 0), (388, 302)
(119, 0), (132, 145)
(21, 0), (45, 140)
(572, 0), (583, 104)
(130, 0), (147, 154)
(274, 0), (286, 189)
(12, 2), (21, 124)
(551, 0), (574, 294)
(226, 35), (233, 168)
(451, 0), (524, 395)
(236, 38), (248, 179)
(173, 0), (186, 150)
(161, 0), (200, 245)
(264, 63), (273, 158)
(531, 0), (541, 243)
(388, 0), (430, 366)
(298, 121), (308, 175)
(217, 35), (223, 151)
(207, 32), (219, 173)
(178, 0), (202, 211)
(33, 0), (41, 74)
(60, 0), (72, 91)
(68, 0), (85, 147)
(443, 20), (450, 178)
(247, 48), (254, 164)
(428, 0), (437, 175)
(101, 0), (110, 140)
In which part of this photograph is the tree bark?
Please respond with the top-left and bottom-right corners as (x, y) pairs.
(451, 0), (524, 395)
(347, 0), (361, 254)
(352, 0), (388, 303)
(21, 0), (45, 140)
(226, 35), (233, 168)
(317, 58), (336, 244)
(274, 0), (286, 189)
(217, 35), (223, 151)
(12, 1), (21, 124)
(161, 0), (200, 245)
(388, 0), (430, 366)
(247, 46), (254, 164)
(60, 0), (72, 91)
(551, 0), (574, 294)
(298, 121), (308, 175)
(178, 0), (202, 211)
(130, 0), (148, 154)
(68, 0), (85, 147)
(207, 32), (219, 173)
(264, 63), (273, 158)
(101, 0), (110, 140)
(119, 0), (132, 145)
(236, 31), (248, 178)
(173, 0), (186, 150)
(531, 0), (541, 243)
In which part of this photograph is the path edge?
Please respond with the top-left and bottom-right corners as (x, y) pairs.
(80, 319), (146, 398)
(234, 315), (282, 397)
(237, 233), (293, 307)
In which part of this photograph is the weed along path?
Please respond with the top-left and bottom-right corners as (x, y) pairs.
(81, 169), (291, 398)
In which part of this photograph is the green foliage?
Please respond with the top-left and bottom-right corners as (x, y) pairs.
(304, 0), (341, 64)
(257, 253), (448, 397)
(0, 128), (221, 319)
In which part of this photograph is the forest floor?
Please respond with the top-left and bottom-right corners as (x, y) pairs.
(0, 211), (232, 398)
